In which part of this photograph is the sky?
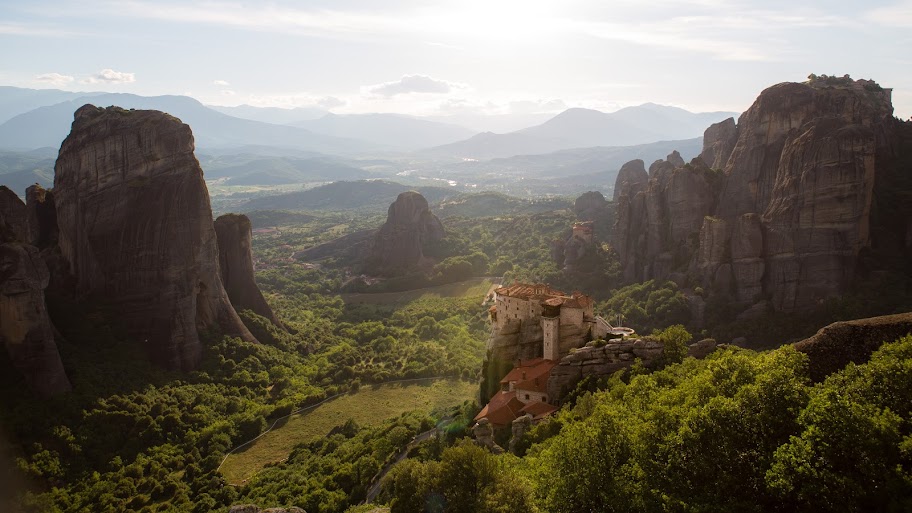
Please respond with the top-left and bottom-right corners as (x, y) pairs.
(2, 0), (912, 120)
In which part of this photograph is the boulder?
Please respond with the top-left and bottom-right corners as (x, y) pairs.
(53, 105), (256, 371)
(688, 338), (718, 359)
(509, 414), (533, 454)
(215, 214), (283, 328)
(364, 191), (445, 276)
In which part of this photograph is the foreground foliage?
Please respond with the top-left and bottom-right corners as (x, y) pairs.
(385, 336), (912, 512)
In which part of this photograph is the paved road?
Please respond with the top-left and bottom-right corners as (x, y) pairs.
(363, 418), (453, 504)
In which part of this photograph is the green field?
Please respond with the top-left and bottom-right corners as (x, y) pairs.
(340, 277), (496, 305)
(219, 379), (477, 484)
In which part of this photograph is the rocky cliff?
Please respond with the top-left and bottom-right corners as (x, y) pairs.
(53, 105), (256, 370)
(613, 77), (910, 315)
(215, 213), (283, 328)
(364, 191), (445, 275)
(794, 312), (912, 381)
(0, 189), (70, 396)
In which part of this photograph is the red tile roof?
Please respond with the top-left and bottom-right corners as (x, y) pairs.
(495, 283), (566, 300)
(474, 391), (525, 427)
(519, 401), (558, 420)
(499, 358), (555, 384)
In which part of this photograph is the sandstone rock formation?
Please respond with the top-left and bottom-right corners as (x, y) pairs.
(215, 213), (283, 328)
(612, 159), (648, 202)
(364, 191), (445, 276)
(0, 189), (70, 396)
(509, 413), (533, 455)
(794, 312), (912, 381)
(0, 187), (29, 243)
(0, 243), (71, 396)
(573, 191), (608, 221)
(25, 185), (57, 248)
(54, 105), (256, 370)
(228, 506), (306, 513)
(699, 118), (737, 169)
(613, 77), (910, 314)
(547, 338), (664, 403)
(472, 418), (504, 454)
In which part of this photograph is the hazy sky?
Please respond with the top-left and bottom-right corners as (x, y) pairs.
(3, 0), (912, 118)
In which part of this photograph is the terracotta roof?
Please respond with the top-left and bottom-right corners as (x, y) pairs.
(488, 305), (497, 313)
(474, 391), (525, 427)
(495, 283), (566, 300)
(494, 282), (593, 310)
(500, 358), (556, 385)
(519, 401), (558, 420)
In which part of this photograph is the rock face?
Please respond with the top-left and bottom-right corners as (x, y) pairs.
(54, 105), (256, 370)
(699, 118), (738, 169)
(214, 214), (283, 328)
(364, 191), (445, 275)
(0, 187), (29, 243)
(794, 312), (912, 381)
(612, 159), (648, 202)
(573, 191), (608, 220)
(0, 243), (71, 396)
(547, 338), (665, 403)
(613, 77), (910, 314)
(0, 190), (70, 396)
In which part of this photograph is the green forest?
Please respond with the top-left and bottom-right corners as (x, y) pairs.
(3, 202), (912, 513)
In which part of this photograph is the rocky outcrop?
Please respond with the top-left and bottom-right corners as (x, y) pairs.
(793, 312), (912, 381)
(0, 244), (71, 396)
(613, 155), (719, 283)
(509, 414), (533, 455)
(0, 189), (70, 396)
(472, 418), (504, 454)
(699, 118), (737, 169)
(215, 214), (283, 328)
(227, 506), (306, 513)
(364, 191), (445, 276)
(573, 191), (608, 220)
(547, 338), (664, 403)
(54, 105), (256, 371)
(613, 77), (909, 315)
(0, 187), (29, 243)
(25, 185), (57, 248)
(612, 159), (648, 202)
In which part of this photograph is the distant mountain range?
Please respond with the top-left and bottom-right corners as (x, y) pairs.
(424, 105), (736, 159)
(292, 113), (476, 151)
(239, 180), (459, 211)
(0, 92), (373, 154)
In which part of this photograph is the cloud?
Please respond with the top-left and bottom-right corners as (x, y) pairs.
(221, 89), (236, 96)
(316, 96), (345, 109)
(365, 74), (465, 97)
(213, 79), (230, 86)
(866, 1), (912, 26)
(246, 93), (346, 110)
(34, 72), (75, 86)
(83, 68), (136, 84)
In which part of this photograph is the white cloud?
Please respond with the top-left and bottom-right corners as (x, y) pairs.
(221, 89), (236, 96)
(316, 96), (345, 109)
(83, 68), (136, 84)
(866, 1), (912, 26)
(34, 72), (75, 86)
(365, 75), (465, 97)
(213, 79), (230, 86)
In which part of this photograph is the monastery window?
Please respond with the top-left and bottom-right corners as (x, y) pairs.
(542, 397), (547, 402)
(525, 394), (530, 400)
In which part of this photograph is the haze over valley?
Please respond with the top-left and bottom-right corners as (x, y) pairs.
(3, 2), (912, 513)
